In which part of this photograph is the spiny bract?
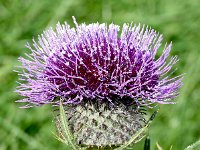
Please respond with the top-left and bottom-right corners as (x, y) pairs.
(55, 98), (146, 147)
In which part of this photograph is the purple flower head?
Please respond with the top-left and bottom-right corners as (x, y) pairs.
(16, 17), (183, 108)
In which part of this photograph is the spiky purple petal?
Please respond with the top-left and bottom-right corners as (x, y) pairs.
(16, 17), (183, 107)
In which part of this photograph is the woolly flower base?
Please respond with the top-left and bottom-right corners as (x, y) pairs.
(55, 99), (146, 147)
(55, 100), (154, 149)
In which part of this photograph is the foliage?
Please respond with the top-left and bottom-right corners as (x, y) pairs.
(185, 140), (200, 150)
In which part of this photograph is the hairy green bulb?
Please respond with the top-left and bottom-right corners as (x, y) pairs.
(55, 101), (147, 148)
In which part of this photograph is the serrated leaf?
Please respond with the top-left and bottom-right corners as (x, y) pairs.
(185, 140), (200, 150)
(59, 100), (78, 149)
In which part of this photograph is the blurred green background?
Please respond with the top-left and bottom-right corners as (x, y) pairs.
(0, 0), (200, 149)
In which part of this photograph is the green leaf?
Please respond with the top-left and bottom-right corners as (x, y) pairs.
(59, 100), (78, 149)
(144, 136), (150, 150)
(185, 140), (200, 150)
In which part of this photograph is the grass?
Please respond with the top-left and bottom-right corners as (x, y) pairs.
(0, 0), (200, 149)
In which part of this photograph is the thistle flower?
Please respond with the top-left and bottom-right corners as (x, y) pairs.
(16, 17), (183, 148)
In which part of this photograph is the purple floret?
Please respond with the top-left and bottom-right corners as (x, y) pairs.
(16, 17), (183, 108)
